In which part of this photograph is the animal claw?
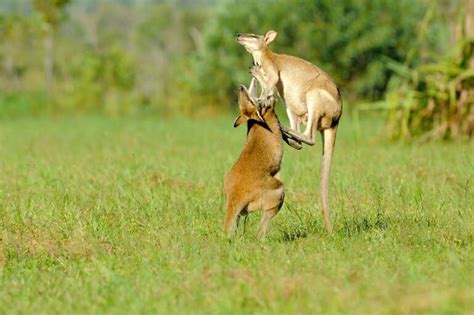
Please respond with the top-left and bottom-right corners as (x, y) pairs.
(286, 138), (303, 150)
(282, 131), (303, 150)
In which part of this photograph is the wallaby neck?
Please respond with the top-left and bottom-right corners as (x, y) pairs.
(246, 114), (281, 139)
(244, 115), (283, 171)
(252, 47), (274, 66)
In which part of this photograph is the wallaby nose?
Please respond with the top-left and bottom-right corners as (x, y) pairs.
(236, 33), (242, 37)
(239, 85), (245, 92)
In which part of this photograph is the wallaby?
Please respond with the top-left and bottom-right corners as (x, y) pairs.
(223, 76), (284, 238)
(236, 30), (342, 233)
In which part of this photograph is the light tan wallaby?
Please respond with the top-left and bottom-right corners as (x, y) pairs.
(223, 77), (284, 238)
(236, 30), (342, 233)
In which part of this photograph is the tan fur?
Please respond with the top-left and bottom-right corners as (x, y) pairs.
(223, 80), (284, 238)
(236, 31), (342, 232)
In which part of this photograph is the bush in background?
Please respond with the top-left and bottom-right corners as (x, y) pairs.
(381, 2), (473, 141)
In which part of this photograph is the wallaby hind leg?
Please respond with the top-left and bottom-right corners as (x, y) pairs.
(256, 186), (284, 238)
(257, 206), (280, 238)
(224, 201), (244, 238)
(282, 90), (324, 146)
(286, 108), (301, 133)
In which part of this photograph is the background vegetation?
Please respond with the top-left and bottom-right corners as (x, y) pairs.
(1, 0), (471, 135)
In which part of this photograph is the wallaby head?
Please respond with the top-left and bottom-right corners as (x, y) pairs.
(235, 30), (277, 53)
(233, 83), (269, 127)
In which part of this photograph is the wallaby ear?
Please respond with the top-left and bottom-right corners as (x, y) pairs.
(238, 85), (255, 111)
(233, 115), (247, 128)
(264, 30), (277, 45)
(236, 85), (264, 126)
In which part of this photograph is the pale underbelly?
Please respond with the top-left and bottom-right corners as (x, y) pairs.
(280, 89), (307, 117)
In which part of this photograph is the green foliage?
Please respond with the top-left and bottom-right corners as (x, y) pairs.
(379, 11), (474, 141)
(0, 92), (48, 117)
(54, 46), (136, 115)
(33, 0), (71, 27)
(186, 0), (443, 107)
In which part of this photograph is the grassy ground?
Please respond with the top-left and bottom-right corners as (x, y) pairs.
(0, 114), (473, 314)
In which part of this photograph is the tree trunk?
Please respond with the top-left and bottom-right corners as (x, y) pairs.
(464, 0), (474, 136)
(3, 42), (14, 92)
(466, 0), (474, 69)
(44, 25), (54, 96)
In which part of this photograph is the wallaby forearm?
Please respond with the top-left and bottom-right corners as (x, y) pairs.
(261, 67), (279, 99)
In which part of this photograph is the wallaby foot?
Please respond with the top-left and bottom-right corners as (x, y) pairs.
(281, 125), (315, 146)
(257, 206), (279, 238)
(285, 137), (303, 150)
(256, 184), (284, 238)
(323, 216), (333, 234)
(282, 130), (303, 150)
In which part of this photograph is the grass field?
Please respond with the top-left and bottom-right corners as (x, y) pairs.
(0, 114), (473, 314)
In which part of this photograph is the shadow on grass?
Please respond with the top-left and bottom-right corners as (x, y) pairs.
(277, 217), (323, 242)
(278, 211), (391, 242)
(279, 228), (310, 242)
(338, 211), (389, 237)
(276, 202), (320, 242)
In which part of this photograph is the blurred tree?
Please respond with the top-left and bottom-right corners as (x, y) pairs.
(461, 0), (474, 135)
(465, 0), (474, 69)
(33, 0), (72, 95)
(0, 15), (32, 92)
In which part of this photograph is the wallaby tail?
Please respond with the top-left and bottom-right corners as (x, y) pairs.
(320, 127), (337, 233)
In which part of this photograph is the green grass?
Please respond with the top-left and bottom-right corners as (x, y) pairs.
(0, 114), (473, 314)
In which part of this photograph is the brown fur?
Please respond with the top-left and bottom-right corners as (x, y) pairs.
(236, 31), (342, 233)
(223, 83), (284, 238)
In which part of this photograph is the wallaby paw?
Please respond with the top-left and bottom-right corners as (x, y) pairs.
(256, 98), (265, 111)
(249, 65), (257, 76)
(264, 97), (272, 109)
